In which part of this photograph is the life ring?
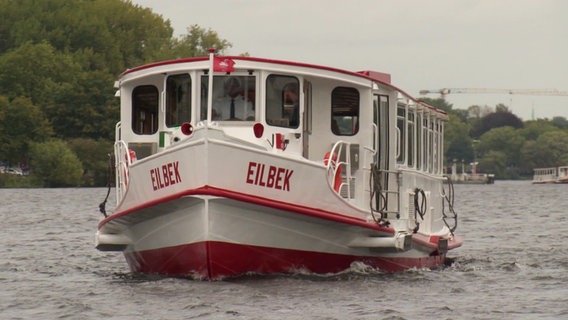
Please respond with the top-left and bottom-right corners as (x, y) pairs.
(123, 149), (136, 186)
(324, 152), (342, 192)
(128, 149), (137, 165)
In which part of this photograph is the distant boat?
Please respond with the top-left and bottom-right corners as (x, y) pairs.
(533, 166), (568, 184)
(95, 51), (462, 280)
(448, 161), (494, 184)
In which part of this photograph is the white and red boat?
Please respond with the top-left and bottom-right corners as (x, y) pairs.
(96, 50), (462, 280)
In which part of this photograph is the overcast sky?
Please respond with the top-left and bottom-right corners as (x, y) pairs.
(131, 0), (568, 120)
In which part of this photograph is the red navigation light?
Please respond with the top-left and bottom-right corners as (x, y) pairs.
(181, 122), (193, 136)
(253, 123), (264, 138)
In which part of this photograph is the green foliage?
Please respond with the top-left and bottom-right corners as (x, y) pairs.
(551, 116), (568, 129)
(67, 138), (113, 186)
(0, 96), (53, 165)
(444, 114), (474, 163)
(0, 174), (43, 188)
(519, 120), (557, 141)
(471, 109), (524, 138)
(160, 24), (233, 60)
(0, 0), (233, 186)
(478, 150), (508, 178)
(29, 140), (83, 187)
(0, 0), (175, 73)
(520, 131), (568, 173)
(477, 126), (525, 168)
(443, 107), (568, 179)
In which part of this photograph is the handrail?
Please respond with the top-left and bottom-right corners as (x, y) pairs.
(114, 140), (130, 205)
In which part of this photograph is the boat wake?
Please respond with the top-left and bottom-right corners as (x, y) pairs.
(105, 258), (465, 283)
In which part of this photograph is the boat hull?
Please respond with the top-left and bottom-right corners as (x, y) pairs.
(99, 191), (454, 280)
(124, 240), (447, 280)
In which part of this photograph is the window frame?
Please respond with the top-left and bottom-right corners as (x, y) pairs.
(331, 86), (359, 136)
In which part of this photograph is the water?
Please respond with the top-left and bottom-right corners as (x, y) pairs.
(1, 181), (567, 319)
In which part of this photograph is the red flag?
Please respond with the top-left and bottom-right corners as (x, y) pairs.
(213, 56), (235, 72)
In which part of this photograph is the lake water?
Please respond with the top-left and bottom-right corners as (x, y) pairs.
(1, 181), (567, 319)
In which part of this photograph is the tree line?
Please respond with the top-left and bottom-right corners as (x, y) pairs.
(1, 0), (565, 187)
(425, 98), (568, 179)
(0, 0), (231, 187)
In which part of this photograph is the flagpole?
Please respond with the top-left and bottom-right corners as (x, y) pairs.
(207, 48), (215, 125)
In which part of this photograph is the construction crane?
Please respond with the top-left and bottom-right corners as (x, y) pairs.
(419, 88), (568, 99)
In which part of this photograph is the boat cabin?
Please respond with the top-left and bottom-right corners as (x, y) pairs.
(115, 55), (447, 215)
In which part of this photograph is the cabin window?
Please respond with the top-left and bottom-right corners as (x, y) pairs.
(266, 75), (300, 128)
(165, 74), (191, 127)
(429, 118), (435, 173)
(435, 120), (444, 174)
(331, 87), (359, 135)
(201, 75), (256, 121)
(416, 109), (423, 170)
(396, 103), (406, 163)
(407, 106), (415, 167)
(423, 115), (430, 172)
(132, 85), (159, 135)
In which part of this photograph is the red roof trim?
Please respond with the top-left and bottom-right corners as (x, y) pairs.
(119, 55), (446, 115)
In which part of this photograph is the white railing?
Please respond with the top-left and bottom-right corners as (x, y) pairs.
(114, 140), (131, 205)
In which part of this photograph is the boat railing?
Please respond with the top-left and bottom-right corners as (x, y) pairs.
(326, 141), (353, 200)
(367, 165), (402, 223)
(114, 140), (131, 205)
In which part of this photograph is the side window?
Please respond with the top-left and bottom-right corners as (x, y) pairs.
(266, 75), (300, 128)
(132, 85), (159, 135)
(396, 103), (406, 163)
(201, 75), (256, 121)
(331, 87), (359, 135)
(166, 74), (191, 127)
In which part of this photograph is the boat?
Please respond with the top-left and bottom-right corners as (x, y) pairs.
(532, 166), (568, 184)
(95, 50), (463, 280)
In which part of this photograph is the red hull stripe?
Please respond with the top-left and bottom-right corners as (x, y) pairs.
(100, 185), (395, 234)
(124, 241), (447, 280)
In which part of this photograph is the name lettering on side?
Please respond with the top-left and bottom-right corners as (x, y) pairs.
(245, 161), (293, 191)
(150, 161), (182, 191)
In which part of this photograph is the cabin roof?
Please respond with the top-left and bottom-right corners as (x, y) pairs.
(120, 55), (446, 116)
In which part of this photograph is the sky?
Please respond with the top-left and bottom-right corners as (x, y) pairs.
(131, 0), (568, 120)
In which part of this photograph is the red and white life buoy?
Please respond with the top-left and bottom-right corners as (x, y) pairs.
(128, 149), (137, 164)
(122, 149), (137, 187)
(324, 152), (342, 192)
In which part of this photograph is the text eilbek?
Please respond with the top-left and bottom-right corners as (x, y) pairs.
(246, 162), (293, 191)
(150, 161), (182, 191)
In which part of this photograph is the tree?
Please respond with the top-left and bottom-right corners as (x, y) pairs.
(519, 119), (557, 141)
(471, 109), (524, 138)
(0, 0), (175, 73)
(551, 116), (568, 129)
(159, 24), (233, 60)
(0, 96), (53, 166)
(67, 138), (113, 186)
(29, 140), (83, 187)
(478, 150), (509, 179)
(0, 41), (80, 105)
(444, 114), (474, 164)
(477, 126), (525, 169)
(0, 0), (238, 186)
(520, 130), (568, 173)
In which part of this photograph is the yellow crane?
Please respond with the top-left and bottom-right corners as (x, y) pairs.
(419, 88), (568, 99)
